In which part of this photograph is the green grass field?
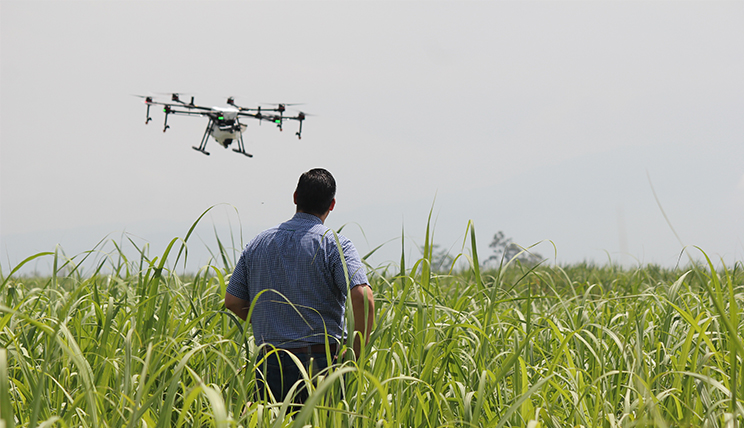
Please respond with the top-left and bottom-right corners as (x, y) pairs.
(1, 218), (742, 427)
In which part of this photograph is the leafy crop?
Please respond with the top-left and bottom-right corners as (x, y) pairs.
(0, 217), (742, 427)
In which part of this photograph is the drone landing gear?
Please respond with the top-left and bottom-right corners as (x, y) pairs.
(295, 114), (305, 139)
(192, 118), (213, 156)
(232, 148), (253, 157)
(232, 132), (253, 157)
(145, 103), (152, 124)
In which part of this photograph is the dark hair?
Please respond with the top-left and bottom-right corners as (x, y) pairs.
(295, 168), (336, 215)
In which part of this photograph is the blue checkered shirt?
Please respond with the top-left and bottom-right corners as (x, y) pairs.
(226, 212), (369, 347)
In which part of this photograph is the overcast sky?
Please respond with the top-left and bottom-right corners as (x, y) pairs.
(2, 1), (743, 275)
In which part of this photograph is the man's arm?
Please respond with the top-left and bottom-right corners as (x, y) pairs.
(225, 292), (251, 322)
(350, 284), (375, 357)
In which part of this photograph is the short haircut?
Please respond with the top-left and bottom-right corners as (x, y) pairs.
(295, 168), (336, 215)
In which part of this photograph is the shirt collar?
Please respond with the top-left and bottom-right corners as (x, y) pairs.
(293, 212), (323, 224)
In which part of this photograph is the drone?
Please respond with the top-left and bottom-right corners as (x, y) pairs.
(137, 93), (306, 157)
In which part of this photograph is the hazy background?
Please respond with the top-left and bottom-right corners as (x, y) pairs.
(2, 1), (743, 275)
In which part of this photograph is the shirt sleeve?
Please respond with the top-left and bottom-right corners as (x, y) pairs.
(331, 235), (369, 291)
(226, 252), (251, 301)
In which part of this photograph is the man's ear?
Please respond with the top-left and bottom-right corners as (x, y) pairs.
(293, 191), (298, 205)
(329, 198), (336, 211)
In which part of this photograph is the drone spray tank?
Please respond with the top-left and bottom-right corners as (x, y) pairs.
(209, 107), (245, 148)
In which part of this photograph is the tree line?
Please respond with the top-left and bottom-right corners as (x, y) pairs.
(422, 231), (543, 273)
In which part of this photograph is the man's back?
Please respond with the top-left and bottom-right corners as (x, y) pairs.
(227, 212), (367, 347)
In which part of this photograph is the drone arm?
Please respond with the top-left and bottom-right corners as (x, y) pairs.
(236, 111), (262, 121)
(167, 109), (212, 117)
(163, 107), (215, 132)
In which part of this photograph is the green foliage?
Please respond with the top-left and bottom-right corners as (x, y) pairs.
(0, 219), (742, 427)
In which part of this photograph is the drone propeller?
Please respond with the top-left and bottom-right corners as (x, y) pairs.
(286, 111), (313, 120)
(261, 103), (304, 113)
(151, 92), (197, 104)
(168, 93), (195, 105)
(155, 91), (195, 96)
(132, 94), (155, 103)
(262, 103), (304, 106)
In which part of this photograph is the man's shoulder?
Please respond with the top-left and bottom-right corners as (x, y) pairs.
(246, 214), (356, 249)
(252, 225), (282, 240)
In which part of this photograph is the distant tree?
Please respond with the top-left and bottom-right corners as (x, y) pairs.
(487, 231), (542, 266)
(419, 243), (455, 273)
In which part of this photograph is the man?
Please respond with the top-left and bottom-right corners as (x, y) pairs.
(225, 168), (375, 404)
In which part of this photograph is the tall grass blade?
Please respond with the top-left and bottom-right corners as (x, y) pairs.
(0, 348), (14, 428)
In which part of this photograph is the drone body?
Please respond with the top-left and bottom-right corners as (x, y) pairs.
(138, 94), (306, 157)
(200, 106), (246, 149)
